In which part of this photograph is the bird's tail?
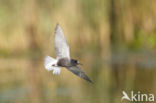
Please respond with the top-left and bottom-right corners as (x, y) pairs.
(44, 56), (61, 75)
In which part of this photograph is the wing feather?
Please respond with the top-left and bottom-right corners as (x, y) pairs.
(54, 24), (70, 59)
(66, 66), (93, 83)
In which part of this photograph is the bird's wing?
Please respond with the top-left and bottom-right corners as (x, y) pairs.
(66, 66), (93, 83)
(44, 56), (61, 75)
(54, 24), (70, 59)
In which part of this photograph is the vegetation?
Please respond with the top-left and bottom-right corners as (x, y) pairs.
(0, 0), (156, 103)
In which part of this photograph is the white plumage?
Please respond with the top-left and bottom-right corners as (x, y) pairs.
(44, 56), (61, 75)
(54, 24), (70, 59)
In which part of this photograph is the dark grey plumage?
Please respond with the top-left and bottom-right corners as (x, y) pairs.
(56, 57), (93, 83)
(57, 58), (79, 67)
(66, 66), (93, 83)
(57, 58), (71, 67)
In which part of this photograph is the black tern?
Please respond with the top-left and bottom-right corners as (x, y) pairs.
(44, 24), (93, 83)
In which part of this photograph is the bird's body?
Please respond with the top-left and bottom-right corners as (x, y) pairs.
(57, 58), (78, 67)
(44, 24), (93, 83)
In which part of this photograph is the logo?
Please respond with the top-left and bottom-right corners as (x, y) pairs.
(121, 91), (154, 102)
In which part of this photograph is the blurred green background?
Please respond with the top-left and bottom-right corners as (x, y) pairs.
(0, 0), (156, 103)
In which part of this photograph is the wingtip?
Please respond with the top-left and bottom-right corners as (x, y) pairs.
(87, 78), (94, 84)
(56, 23), (60, 29)
(83, 75), (94, 84)
(55, 23), (61, 32)
(56, 23), (59, 26)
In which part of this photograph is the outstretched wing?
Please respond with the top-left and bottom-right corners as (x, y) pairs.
(66, 66), (93, 83)
(54, 24), (70, 59)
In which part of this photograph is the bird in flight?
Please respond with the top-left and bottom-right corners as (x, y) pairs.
(44, 24), (93, 83)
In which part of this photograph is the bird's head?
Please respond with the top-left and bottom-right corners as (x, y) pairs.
(71, 59), (82, 66)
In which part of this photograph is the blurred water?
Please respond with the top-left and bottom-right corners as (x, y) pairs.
(0, 50), (156, 103)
